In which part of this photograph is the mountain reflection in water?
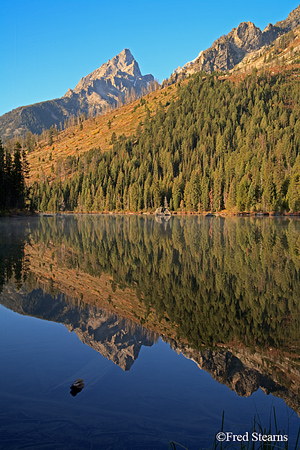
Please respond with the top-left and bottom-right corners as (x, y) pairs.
(1, 214), (300, 446)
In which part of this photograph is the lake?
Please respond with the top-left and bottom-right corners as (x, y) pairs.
(1, 214), (300, 450)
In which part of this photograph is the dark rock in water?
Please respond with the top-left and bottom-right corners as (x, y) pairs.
(70, 386), (83, 396)
(70, 379), (84, 396)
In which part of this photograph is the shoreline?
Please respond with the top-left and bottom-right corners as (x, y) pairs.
(2, 209), (300, 219)
(37, 210), (300, 218)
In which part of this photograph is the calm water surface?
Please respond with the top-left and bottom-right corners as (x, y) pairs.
(1, 215), (300, 450)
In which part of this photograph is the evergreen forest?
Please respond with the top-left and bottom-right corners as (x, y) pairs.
(29, 68), (300, 214)
(0, 141), (29, 211)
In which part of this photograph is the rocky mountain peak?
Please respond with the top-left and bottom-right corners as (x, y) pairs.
(230, 21), (263, 52)
(110, 48), (141, 77)
(72, 48), (143, 94)
(65, 48), (154, 115)
(234, 21), (259, 38)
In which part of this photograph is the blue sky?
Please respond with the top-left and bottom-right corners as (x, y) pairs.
(0, 0), (299, 117)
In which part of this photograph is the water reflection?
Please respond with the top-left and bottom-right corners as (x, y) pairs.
(1, 215), (300, 414)
(0, 282), (154, 371)
(0, 218), (29, 293)
(23, 214), (300, 350)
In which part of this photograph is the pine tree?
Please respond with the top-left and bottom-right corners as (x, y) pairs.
(172, 177), (182, 211)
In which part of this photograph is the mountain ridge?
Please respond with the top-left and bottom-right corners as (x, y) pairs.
(163, 4), (300, 85)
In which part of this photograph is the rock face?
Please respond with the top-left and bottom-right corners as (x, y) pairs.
(0, 49), (154, 140)
(164, 4), (300, 85)
(195, 22), (265, 73)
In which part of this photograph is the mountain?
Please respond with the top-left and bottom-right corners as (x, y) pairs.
(163, 4), (300, 85)
(26, 81), (178, 184)
(2, 6), (300, 142)
(0, 49), (154, 141)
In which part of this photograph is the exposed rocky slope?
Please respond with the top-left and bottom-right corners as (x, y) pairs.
(0, 49), (154, 140)
(163, 4), (300, 85)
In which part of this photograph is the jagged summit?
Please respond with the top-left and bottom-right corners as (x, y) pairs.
(63, 48), (153, 115)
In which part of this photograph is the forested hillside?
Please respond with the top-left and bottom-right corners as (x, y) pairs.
(30, 67), (300, 213)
